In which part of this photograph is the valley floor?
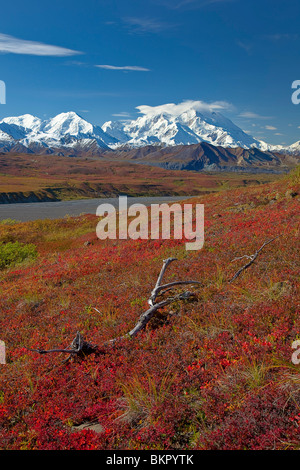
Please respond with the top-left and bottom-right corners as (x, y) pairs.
(0, 154), (282, 204)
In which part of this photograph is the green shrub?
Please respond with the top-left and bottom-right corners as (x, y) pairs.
(287, 165), (300, 185)
(0, 241), (37, 269)
(0, 219), (20, 225)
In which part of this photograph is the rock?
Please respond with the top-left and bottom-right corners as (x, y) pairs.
(71, 422), (104, 434)
(16, 299), (43, 312)
(285, 190), (298, 199)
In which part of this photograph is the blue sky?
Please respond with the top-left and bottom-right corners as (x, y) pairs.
(0, 0), (299, 144)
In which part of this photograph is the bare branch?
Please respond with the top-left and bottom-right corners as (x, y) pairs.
(26, 348), (75, 354)
(148, 257), (177, 306)
(27, 258), (199, 359)
(26, 332), (99, 358)
(27, 237), (280, 361)
(229, 237), (279, 283)
(153, 280), (202, 296)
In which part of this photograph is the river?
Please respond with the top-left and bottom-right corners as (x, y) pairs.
(0, 196), (191, 222)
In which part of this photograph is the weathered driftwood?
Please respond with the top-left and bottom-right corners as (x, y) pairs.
(27, 258), (201, 359)
(229, 237), (278, 283)
(27, 331), (99, 362)
(27, 238), (278, 360)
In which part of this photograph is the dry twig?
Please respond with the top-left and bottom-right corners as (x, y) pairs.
(228, 237), (279, 283)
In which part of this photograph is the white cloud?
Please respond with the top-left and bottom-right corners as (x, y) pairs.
(0, 33), (81, 56)
(239, 111), (272, 120)
(265, 125), (277, 131)
(160, 0), (235, 10)
(122, 17), (172, 34)
(136, 100), (234, 117)
(64, 60), (88, 67)
(96, 64), (150, 71)
(265, 33), (298, 41)
(112, 112), (131, 118)
(237, 41), (252, 53)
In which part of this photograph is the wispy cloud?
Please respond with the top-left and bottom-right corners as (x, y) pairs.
(237, 41), (252, 53)
(41, 90), (120, 98)
(136, 99), (234, 117)
(239, 111), (273, 120)
(0, 33), (81, 56)
(159, 0), (235, 10)
(64, 60), (89, 67)
(264, 33), (298, 41)
(96, 64), (150, 72)
(122, 17), (173, 34)
(265, 125), (277, 131)
(112, 112), (131, 118)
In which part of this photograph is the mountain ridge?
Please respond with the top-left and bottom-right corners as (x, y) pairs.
(101, 142), (299, 173)
(102, 107), (262, 150)
(0, 108), (299, 163)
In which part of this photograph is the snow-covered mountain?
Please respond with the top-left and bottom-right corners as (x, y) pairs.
(102, 105), (262, 149)
(287, 140), (300, 155)
(0, 104), (299, 156)
(0, 129), (17, 151)
(0, 112), (118, 154)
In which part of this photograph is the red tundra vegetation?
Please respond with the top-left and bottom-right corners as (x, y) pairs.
(0, 167), (299, 450)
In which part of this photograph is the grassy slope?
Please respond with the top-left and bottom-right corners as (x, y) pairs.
(0, 168), (299, 450)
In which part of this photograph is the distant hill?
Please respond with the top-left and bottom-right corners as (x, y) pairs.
(103, 142), (299, 173)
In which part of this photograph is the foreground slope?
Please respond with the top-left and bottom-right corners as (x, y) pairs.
(0, 168), (299, 450)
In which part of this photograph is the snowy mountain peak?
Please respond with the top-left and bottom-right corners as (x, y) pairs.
(102, 102), (261, 149)
(0, 102), (299, 156)
(1, 114), (42, 132)
(43, 111), (94, 137)
(0, 111), (116, 151)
